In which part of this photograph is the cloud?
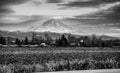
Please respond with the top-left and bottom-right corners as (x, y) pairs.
(58, 0), (120, 7)
(72, 2), (120, 24)
(0, 7), (13, 14)
(59, 1), (120, 33)
(46, 0), (62, 3)
(58, 1), (98, 7)
(31, 1), (41, 6)
(0, 15), (50, 31)
(0, 0), (28, 5)
(0, 0), (29, 14)
(96, 2), (120, 24)
(0, 15), (31, 24)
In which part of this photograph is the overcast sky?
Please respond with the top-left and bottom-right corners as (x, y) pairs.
(0, 0), (120, 37)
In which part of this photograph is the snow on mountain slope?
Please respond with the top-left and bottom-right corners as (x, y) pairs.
(33, 19), (76, 33)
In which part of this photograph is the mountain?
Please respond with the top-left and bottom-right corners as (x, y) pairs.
(0, 18), (119, 40)
(88, 34), (119, 41)
(0, 30), (75, 40)
(32, 19), (75, 33)
(0, 30), (119, 41)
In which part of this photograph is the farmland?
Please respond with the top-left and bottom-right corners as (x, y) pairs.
(0, 47), (120, 73)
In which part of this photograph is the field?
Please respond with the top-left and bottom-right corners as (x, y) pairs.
(0, 47), (120, 73)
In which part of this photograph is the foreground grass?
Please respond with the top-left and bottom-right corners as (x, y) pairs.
(0, 47), (120, 73)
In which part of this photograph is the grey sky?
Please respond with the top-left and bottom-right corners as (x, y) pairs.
(0, 0), (120, 37)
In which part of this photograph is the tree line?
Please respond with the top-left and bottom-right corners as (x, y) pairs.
(0, 34), (120, 47)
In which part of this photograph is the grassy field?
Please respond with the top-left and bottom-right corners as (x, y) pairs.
(0, 47), (120, 73)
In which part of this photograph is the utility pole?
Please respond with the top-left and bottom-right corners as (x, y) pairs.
(32, 28), (36, 45)
(5, 37), (8, 45)
(32, 32), (35, 44)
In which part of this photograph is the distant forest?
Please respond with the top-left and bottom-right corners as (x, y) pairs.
(0, 33), (120, 47)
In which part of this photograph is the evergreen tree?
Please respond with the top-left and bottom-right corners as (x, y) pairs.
(45, 33), (53, 45)
(15, 38), (21, 46)
(24, 37), (28, 45)
(61, 35), (68, 46)
(0, 36), (6, 45)
(55, 35), (68, 47)
(55, 38), (61, 46)
(91, 34), (98, 47)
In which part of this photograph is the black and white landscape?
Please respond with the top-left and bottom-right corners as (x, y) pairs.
(0, 0), (120, 73)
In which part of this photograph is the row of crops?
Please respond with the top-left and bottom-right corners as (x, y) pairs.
(0, 48), (120, 73)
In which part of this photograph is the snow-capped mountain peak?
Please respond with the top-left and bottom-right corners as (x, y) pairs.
(34, 19), (73, 33)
